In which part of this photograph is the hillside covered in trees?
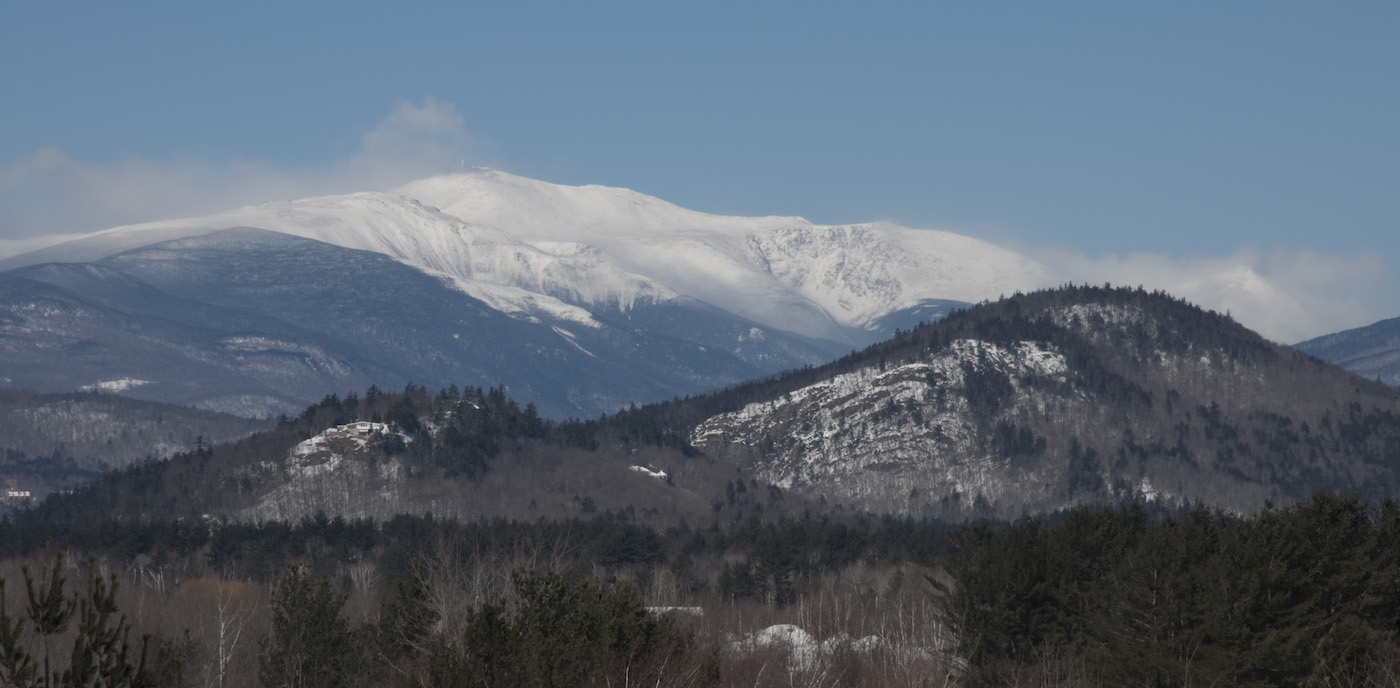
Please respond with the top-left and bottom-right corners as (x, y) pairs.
(0, 386), (268, 501)
(18, 285), (1400, 526)
(689, 285), (1400, 517)
(3, 491), (1398, 685)
(19, 383), (785, 527)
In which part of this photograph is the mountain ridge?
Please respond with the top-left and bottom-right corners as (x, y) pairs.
(2, 168), (1044, 345)
(2, 169), (1042, 418)
(1294, 315), (1400, 386)
(3, 228), (845, 418)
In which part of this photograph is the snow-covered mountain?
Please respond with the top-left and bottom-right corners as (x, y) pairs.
(1, 169), (1053, 417)
(5, 169), (1049, 344)
(395, 171), (1048, 340)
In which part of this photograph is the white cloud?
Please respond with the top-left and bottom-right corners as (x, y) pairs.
(0, 98), (470, 247)
(1042, 245), (1393, 344)
(348, 97), (472, 188)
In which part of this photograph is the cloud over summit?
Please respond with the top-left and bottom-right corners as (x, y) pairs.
(1044, 246), (1392, 344)
(349, 97), (473, 190)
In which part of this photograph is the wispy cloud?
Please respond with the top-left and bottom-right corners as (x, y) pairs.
(1042, 246), (1392, 344)
(0, 98), (470, 244)
(348, 97), (472, 188)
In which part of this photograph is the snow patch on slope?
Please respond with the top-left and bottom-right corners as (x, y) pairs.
(79, 378), (152, 393)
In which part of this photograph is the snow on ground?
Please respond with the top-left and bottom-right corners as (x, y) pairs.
(629, 465), (667, 481)
(246, 422), (406, 522)
(79, 378), (152, 392)
(727, 624), (912, 673)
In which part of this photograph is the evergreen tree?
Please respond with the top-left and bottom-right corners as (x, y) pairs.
(258, 566), (353, 688)
(0, 552), (153, 688)
(431, 570), (701, 688)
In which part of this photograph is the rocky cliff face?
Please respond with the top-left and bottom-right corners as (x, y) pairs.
(694, 340), (1076, 517)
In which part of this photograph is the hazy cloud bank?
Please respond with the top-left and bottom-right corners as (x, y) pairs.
(1044, 246), (1392, 344)
(0, 98), (470, 243)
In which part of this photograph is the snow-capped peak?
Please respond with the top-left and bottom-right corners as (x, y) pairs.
(392, 169), (1051, 339)
(10, 168), (1053, 342)
(394, 168), (808, 243)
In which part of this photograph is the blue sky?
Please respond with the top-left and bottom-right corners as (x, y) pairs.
(2, 1), (1397, 342)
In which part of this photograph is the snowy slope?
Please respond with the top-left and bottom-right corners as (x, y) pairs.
(398, 171), (1050, 339)
(6, 169), (1052, 343)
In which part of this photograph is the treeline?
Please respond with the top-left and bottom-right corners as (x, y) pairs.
(263, 564), (712, 688)
(0, 512), (955, 686)
(937, 493), (1400, 686)
(0, 511), (952, 591)
(19, 384), (565, 522)
(0, 548), (713, 688)
(8, 493), (1400, 685)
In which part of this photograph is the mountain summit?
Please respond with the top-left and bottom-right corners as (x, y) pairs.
(1, 169), (1051, 417)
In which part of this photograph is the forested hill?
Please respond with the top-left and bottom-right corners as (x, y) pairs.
(22, 285), (1400, 525)
(19, 383), (793, 526)
(680, 285), (1400, 517)
(617, 284), (1316, 433)
(0, 386), (268, 500)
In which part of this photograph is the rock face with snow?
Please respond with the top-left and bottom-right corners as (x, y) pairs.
(0, 169), (1049, 417)
(694, 340), (1074, 516)
(240, 421), (408, 522)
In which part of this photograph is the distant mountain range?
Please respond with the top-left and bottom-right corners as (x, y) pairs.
(0, 385), (266, 501)
(0, 169), (1051, 418)
(29, 286), (1400, 525)
(1294, 316), (1400, 386)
